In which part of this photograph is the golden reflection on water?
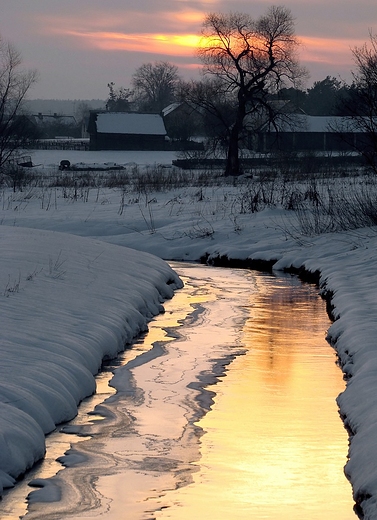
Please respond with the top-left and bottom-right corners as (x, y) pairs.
(0, 267), (356, 520)
(157, 273), (356, 520)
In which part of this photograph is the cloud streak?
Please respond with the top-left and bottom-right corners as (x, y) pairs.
(1, 0), (376, 98)
(59, 29), (201, 56)
(300, 36), (365, 66)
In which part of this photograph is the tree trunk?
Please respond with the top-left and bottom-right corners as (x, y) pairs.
(225, 99), (246, 176)
(225, 124), (241, 176)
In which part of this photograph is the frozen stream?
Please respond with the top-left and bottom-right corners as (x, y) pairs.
(1, 263), (355, 519)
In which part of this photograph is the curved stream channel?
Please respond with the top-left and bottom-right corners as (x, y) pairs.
(1, 263), (356, 519)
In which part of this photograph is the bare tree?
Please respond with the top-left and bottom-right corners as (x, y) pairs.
(180, 78), (237, 153)
(132, 61), (180, 113)
(344, 32), (377, 173)
(198, 6), (306, 175)
(0, 36), (38, 170)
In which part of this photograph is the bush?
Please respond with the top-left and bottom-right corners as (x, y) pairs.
(291, 175), (377, 235)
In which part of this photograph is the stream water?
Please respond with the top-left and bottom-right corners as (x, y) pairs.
(0, 263), (356, 519)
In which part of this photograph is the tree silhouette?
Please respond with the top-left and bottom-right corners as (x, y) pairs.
(106, 82), (132, 112)
(198, 6), (306, 175)
(132, 62), (180, 113)
(344, 32), (377, 173)
(0, 36), (38, 170)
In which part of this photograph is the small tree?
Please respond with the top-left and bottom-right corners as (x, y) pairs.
(198, 6), (305, 175)
(0, 36), (38, 170)
(106, 82), (132, 112)
(132, 61), (180, 113)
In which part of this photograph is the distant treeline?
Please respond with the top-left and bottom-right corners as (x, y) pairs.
(24, 99), (106, 116)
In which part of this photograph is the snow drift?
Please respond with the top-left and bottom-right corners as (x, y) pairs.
(0, 226), (182, 494)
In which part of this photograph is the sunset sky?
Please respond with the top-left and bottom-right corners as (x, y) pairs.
(1, 0), (376, 100)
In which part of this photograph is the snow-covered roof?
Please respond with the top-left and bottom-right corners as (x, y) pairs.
(162, 102), (182, 117)
(299, 115), (355, 132)
(269, 115), (364, 133)
(96, 112), (166, 135)
(302, 115), (335, 132)
(30, 114), (77, 126)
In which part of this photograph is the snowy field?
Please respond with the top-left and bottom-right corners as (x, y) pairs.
(2, 149), (377, 517)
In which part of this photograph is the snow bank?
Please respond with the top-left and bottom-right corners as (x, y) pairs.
(0, 226), (182, 494)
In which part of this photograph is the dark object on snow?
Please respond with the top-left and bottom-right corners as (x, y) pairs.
(17, 155), (36, 168)
(59, 160), (71, 170)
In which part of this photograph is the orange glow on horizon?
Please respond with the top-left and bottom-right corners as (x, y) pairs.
(48, 19), (360, 71)
(61, 29), (201, 57)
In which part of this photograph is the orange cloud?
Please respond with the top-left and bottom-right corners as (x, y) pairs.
(299, 35), (365, 65)
(174, 10), (205, 25)
(61, 29), (202, 56)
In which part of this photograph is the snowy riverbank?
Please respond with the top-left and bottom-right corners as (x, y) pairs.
(2, 149), (377, 517)
(0, 226), (182, 495)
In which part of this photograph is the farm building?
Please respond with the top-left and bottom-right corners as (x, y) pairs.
(162, 102), (204, 141)
(18, 113), (79, 139)
(253, 115), (371, 153)
(88, 112), (167, 151)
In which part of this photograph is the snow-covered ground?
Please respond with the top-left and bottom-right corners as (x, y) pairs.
(2, 149), (377, 517)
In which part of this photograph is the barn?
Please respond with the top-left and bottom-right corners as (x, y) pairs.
(88, 112), (167, 151)
(253, 115), (370, 154)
